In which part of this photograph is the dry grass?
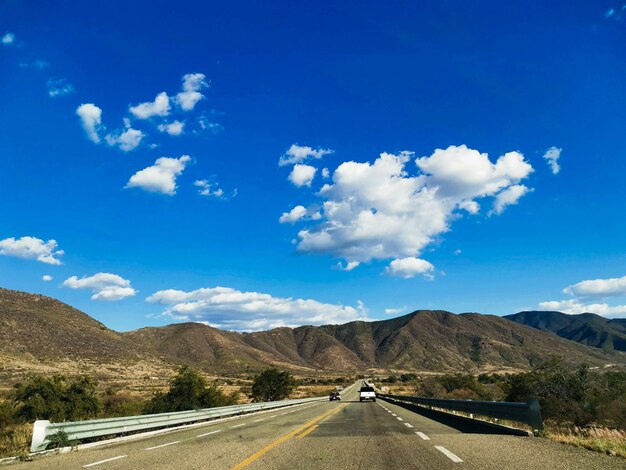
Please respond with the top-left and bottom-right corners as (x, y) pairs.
(0, 423), (31, 459)
(547, 426), (626, 458)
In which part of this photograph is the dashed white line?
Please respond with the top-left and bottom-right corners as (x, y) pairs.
(404, 423), (414, 428)
(396, 417), (404, 421)
(83, 456), (127, 467)
(196, 430), (221, 438)
(232, 423), (246, 428)
(145, 441), (180, 451)
(391, 413), (397, 417)
(270, 415), (278, 418)
(435, 446), (463, 463)
(253, 419), (265, 422)
(415, 432), (430, 440)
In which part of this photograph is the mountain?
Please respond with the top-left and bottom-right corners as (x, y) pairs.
(2, 288), (625, 393)
(505, 311), (626, 352)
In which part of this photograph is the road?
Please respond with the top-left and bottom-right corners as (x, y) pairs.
(14, 382), (623, 469)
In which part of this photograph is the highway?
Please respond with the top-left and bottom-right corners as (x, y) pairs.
(14, 382), (623, 469)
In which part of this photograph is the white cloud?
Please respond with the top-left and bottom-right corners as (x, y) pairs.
(384, 307), (404, 315)
(176, 73), (208, 111)
(288, 164), (317, 187)
(537, 300), (626, 317)
(129, 92), (170, 119)
(386, 257), (435, 279)
(453, 249), (462, 255)
(105, 127), (144, 152)
(158, 120), (184, 136)
(194, 179), (224, 198)
(490, 184), (530, 215)
(0, 236), (64, 265)
(563, 275), (626, 297)
(279, 205), (321, 224)
(543, 146), (561, 175)
(47, 78), (75, 98)
(290, 146), (533, 268)
(76, 103), (103, 143)
(42, 275), (53, 281)
(322, 168), (330, 178)
(1, 33), (15, 45)
(63, 273), (136, 301)
(126, 155), (191, 195)
(336, 261), (360, 271)
(146, 286), (368, 331)
(279, 144), (334, 167)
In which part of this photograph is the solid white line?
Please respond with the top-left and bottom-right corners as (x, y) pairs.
(232, 423), (246, 428)
(404, 423), (414, 428)
(83, 456), (127, 467)
(415, 432), (430, 440)
(145, 441), (180, 451)
(196, 430), (221, 438)
(435, 446), (463, 463)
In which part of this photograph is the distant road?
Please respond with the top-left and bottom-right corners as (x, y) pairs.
(14, 383), (622, 469)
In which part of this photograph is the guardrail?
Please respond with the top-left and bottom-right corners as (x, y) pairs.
(378, 394), (543, 432)
(31, 396), (326, 452)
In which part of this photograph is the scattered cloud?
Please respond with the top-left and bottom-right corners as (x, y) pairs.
(63, 273), (136, 301)
(158, 120), (184, 136)
(126, 155), (191, 195)
(146, 286), (368, 331)
(0, 236), (64, 265)
(288, 164), (317, 187)
(47, 78), (75, 98)
(336, 261), (360, 271)
(20, 59), (49, 70)
(543, 146), (561, 175)
(321, 168), (330, 178)
(197, 116), (223, 134)
(1, 32), (15, 45)
(176, 73), (208, 111)
(386, 257), (435, 279)
(384, 307), (405, 315)
(279, 205), (321, 224)
(42, 275), (53, 282)
(76, 103), (103, 143)
(105, 126), (144, 152)
(194, 179), (224, 198)
(279, 144), (334, 167)
(563, 275), (626, 297)
(288, 146), (533, 270)
(605, 5), (626, 19)
(453, 249), (462, 255)
(129, 92), (170, 119)
(537, 299), (626, 317)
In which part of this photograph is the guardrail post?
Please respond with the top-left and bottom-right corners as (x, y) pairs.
(30, 420), (51, 452)
(527, 399), (544, 432)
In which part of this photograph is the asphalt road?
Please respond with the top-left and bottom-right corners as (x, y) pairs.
(14, 382), (624, 469)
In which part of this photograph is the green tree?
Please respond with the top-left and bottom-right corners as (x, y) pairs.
(250, 369), (295, 402)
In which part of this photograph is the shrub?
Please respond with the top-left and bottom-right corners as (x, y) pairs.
(250, 368), (295, 402)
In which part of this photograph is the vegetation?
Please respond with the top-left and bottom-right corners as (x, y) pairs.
(250, 368), (295, 402)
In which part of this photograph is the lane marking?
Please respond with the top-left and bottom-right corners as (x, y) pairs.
(253, 419), (265, 422)
(231, 404), (345, 470)
(83, 456), (127, 467)
(197, 430), (221, 438)
(296, 424), (318, 439)
(435, 446), (463, 463)
(416, 432), (430, 440)
(404, 423), (414, 428)
(391, 413), (397, 417)
(232, 423), (246, 428)
(145, 441), (180, 451)
(270, 415), (278, 418)
(396, 417), (404, 421)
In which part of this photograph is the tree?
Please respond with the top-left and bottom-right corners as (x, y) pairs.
(250, 369), (295, 402)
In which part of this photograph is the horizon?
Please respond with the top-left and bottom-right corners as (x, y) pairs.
(1, 1), (625, 332)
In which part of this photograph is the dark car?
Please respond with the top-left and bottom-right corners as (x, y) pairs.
(329, 391), (342, 401)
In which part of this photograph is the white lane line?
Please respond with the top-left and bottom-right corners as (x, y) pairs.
(253, 419), (265, 422)
(83, 456), (127, 467)
(196, 430), (221, 438)
(270, 415), (278, 418)
(145, 441), (180, 451)
(415, 432), (430, 440)
(232, 423), (246, 428)
(435, 446), (463, 463)
(391, 413), (397, 417)
(396, 417), (404, 421)
(404, 423), (414, 428)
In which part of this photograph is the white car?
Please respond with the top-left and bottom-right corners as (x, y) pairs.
(359, 385), (376, 402)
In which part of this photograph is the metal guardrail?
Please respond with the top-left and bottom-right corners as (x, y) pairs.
(379, 394), (543, 431)
(30, 396), (326, 452)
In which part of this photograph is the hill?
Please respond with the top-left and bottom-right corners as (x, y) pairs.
(505, 311), (626, 352)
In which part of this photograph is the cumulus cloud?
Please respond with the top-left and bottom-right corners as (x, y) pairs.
(279, 205), (321, 224)
(105, 127), (144, 152)
(42, 275), (53, 281)
(146, 286), (368, 331)
(1, 33), (15, 45)
(129, 92), (170, 119)
(563, 275), (626, 297)
(47, 78), (75, 98)
(321, 168), (330, 179)
(126, 155), (191, 195)
(336, 261), (360, 271)
(543, 146), (561, 175)
(63, 273), (136, 301)
(176, 73), (208, 111)
(386, 257), (435, 279)
(76, 103), (103, 143)
(0, 236), (64, 265)
(158, 120), (184, 136)
(279, 144), (334, 167)
(194, 179), (224, 198)
(490, 185), (531, 216)
(537, 300), (626, 317)
(289, 145), (533, 269)
(288, 164), (317, 187)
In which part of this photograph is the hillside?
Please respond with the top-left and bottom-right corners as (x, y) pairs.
(505, 311), (626, 352)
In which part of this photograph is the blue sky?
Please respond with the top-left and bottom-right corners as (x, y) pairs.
(1, 1), (626, 331)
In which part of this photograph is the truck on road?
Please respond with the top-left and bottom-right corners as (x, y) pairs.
(359, 385), (376, 402)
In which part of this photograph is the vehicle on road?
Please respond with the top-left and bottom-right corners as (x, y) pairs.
(329, 391), (341, 401)
(359, 385), (376, 402)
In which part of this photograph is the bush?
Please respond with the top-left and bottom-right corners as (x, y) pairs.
(250, 369), (295, 402)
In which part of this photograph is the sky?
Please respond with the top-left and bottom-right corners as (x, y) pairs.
(1, 0), (626, 332)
